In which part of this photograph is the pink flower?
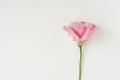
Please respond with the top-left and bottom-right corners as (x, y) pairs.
(63, 21), (96, 42)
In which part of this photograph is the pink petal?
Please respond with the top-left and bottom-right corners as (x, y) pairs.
(63, 26), (79, 41)
(70, 22), (87, 38)
(63, 21), (96, 42)
(81, 24), (96, 41)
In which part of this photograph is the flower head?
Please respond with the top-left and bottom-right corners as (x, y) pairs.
(63, 21), (96, 42)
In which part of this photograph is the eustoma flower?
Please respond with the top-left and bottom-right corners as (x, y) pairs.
(63, 21), (96, 80)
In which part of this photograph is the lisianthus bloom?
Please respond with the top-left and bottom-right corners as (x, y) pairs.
(63, 21), (96, 46)
(63, 21), (96, 80)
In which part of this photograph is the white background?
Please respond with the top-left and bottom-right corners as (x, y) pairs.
(0, 0), (120, 80)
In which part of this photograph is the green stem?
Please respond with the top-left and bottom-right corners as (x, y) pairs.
(79, 46), (82, 80)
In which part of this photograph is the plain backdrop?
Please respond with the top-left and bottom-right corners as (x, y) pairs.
(0, 0), (120, 80)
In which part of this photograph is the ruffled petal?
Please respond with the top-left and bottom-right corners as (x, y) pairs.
(70, 22), (87, 38)
(63, 21), (96, 41)
(63, 26), (79, 41)
(80, 24), (96, 41)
